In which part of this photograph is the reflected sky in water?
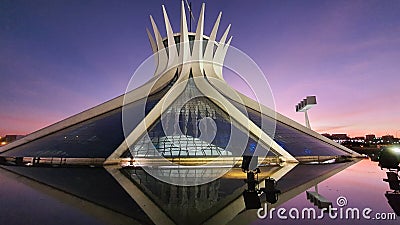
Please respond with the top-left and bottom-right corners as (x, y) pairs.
(0, 169), (109, 225)
(252, 159), (399, 224)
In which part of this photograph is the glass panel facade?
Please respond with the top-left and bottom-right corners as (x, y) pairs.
(229, 100), (349, 156)
(273, 121), (346, 156)
(0, 108), (125, 158)
(126, 78), (272, 158)
(0, 83), (172, 158)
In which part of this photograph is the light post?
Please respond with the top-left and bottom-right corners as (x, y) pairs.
(296, 96), (317, 129)
(294, 96), (331, 209)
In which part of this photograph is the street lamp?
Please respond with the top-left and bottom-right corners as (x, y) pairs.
(296, 96), (317, 129)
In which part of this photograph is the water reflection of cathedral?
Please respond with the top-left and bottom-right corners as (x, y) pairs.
(125, 168), (224, 212)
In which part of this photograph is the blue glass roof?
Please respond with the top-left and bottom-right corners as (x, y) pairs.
(0, 83), (172, 158)
(229, 100), (349, 156)
(0, 108), (125, 158)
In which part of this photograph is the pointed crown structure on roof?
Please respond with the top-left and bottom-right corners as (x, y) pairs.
(146, 2), (231, 80)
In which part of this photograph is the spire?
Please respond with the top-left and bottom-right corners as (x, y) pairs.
(204, 12), (222, 62)
(194, 3), (205, 44)
(213, 25), (231, 78)
(149, 15), (164, 51)
(180, 1), (190, 62)
(203, 12), (222, 78)
(146, 28), (157, 54)
(150, 15), (168, 76)
(162, 5), (178, 69)
(219, 24), (231, 46)
(192, 3), (206, 77)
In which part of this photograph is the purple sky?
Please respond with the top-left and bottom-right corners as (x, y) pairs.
(0, 0), (399, 138)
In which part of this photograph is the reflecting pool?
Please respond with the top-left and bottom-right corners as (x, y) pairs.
(0, 159), (398, 225)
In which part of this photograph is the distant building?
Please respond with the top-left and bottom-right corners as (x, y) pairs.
(0, 135), (24, 146)
(321, 133), (331, 139)
(352, 136), (365, 143)
(382, 135), (395, 144)
(365, 134), (375, 142)
(331, 134), (349, 140)
(329, 134), (349, 144)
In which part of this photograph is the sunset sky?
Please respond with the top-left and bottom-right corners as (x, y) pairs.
(0, 0), (399, 138)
